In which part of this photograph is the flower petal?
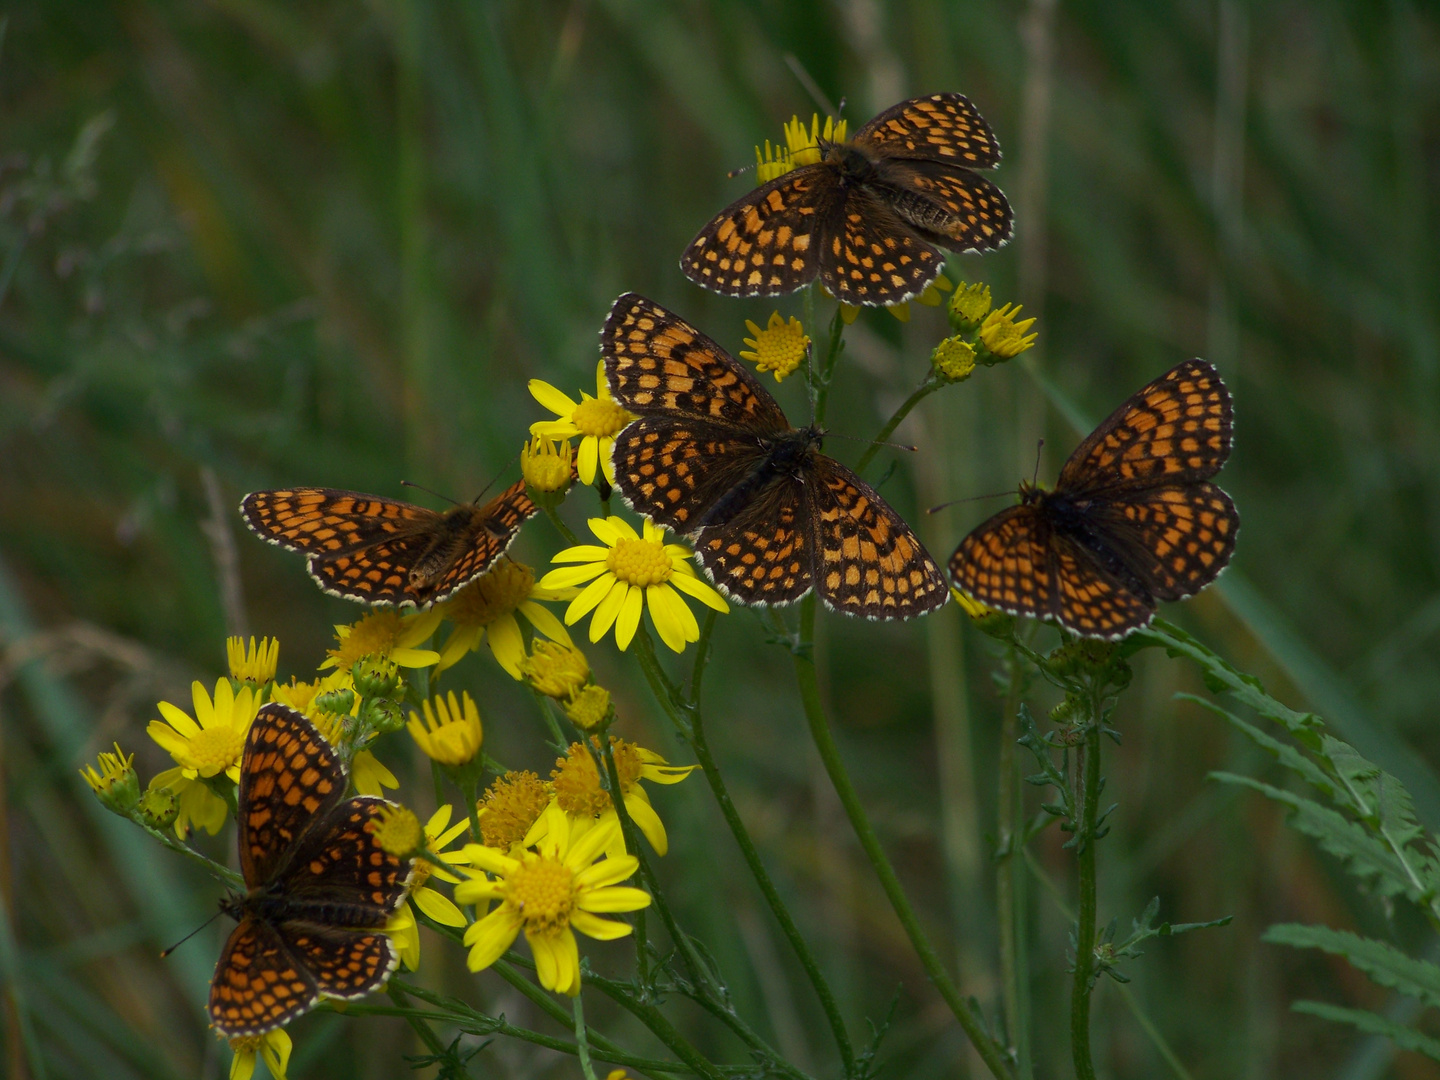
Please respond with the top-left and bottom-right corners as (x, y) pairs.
(566, 817), (622, 870)
(155, 700), (200, 738)
(548, 545), (613, 564)
(669, 571), (731, 612)
(586, 517), (622, 546)
(624, 791), (669, 855)
(192, 681), (217, 729)
(518, 601), (572, 647)
(486, 613), (526, 679)
(541, 562), (610, 590)
(529, 380), (579, 417)
(464, 844), (519, 875)
(464, 907), (522, 971)
(577, 436), (598, 485)
(529, 928), (561, 992)
(614, 584), (645, 651)
(599, 437), (617, 485)
(146, 719), (191, 759)
(576, 884), (653, 913)
(413, 886), (468, 928)
(565, 573), (618, 625)
(589, 581), (629, 643)
(575, 852), (640, 890)
(571, 909), (635, 941)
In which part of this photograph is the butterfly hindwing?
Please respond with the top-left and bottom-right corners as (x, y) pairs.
(1050, 533), (1156, 638)
(1086, 482), (1239, 603)
(209, 917), (319, 1038)
(692, 470), (813, 606)
(281, 795), (413, 917)
(874, 159), (1014, 252)
(949, 505), (1055, 620)
(277, 925), (399, 1001)
(819, 189), (945, 305)
(611, 416), (770, 536)
(853, 92), (1004, 169)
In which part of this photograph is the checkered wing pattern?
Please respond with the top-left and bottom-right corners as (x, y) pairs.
(240, 489), (437, 556)
(277, 925), (399, 1001)
(1059, 360), (1233, 495)
(1050, 534), (1156, 637)
(679, 168), (840, 298)
(949, 505), (1053, 619)
(209, 917), (318, 1037)
(281, 795), (414, 916)
(238, 703), (347, 888)
(693, 474), (813, 606)
(423, 480), (536, 600)
(809, 458), (949, 619)
(611, 416), (769, 536)
(854, 93), (1004, 168)
(1087, 483), (1239, 603)
(876, 160), (1013, 252)
(604, 293), (790, 430)
(820, 191), (946, 305)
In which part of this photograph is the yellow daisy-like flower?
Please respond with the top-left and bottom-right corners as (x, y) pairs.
(550, 737), (697, 856)
(228, 1029), (291, 1080)
(407, 691), (484, 767)
(478, 770), (553, 851)
(564, 684), (612, 731)
(389, 804), (472, 971)
(351, 749), (398, 798)
(520, 434), (574, 496)
(529, 360), (636, 487)
(949, 280), (993, 329)
(148, 768), (227, 837)
(226, 636), (278, 684)
(978, 303), (1038, 359)
(783, 112), (848, 166)
(520, 639), (590, 701)
(269, 670), (349, 719)
(541, 517), (728, 653)
(436, 561), (574, 678)
(80, 743), (139, 815)
(454, 810), (651, 996)
(320, 608), (442, 674)
(148, 679), (260, 784)
(932, 335), (977, 384)
(740, 312), (810, 382)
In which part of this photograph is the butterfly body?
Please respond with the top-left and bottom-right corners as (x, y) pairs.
(240, 480), (537, 606)
(603, 293), (949, 619)
(950, 360), (1240, 639)
(208, 704), (413, 1037)
(681, 93), (1013, 304)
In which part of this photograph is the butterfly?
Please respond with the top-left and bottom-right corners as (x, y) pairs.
(239, 480), (537, 606)
(602, 293), (949, 620)
(680, 93), (1012, 305)
(949, 360), (1240, 639)
(208, 703), (414, 1037)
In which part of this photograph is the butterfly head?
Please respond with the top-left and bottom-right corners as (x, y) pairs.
(219, 890), (247, 922)
(1018, 479), (1048, 505)
(828, 143), (876, 182)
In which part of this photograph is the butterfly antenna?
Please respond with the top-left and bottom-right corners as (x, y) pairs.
(726, 160), (758, 180)
(927, 491), (1015, 514)
(159, 909), (224, 959)
(469, 450), (524, 505)
(400, 480), (464, 508)
(782, 54), (838, 117)
(1031, 439), (1045, 488)
(826, 432), (918, 452)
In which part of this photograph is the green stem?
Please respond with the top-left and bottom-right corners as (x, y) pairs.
(793, 595), (1013, 1080)
(854, 371), (943, 476)
(585, 975), (728, 1080)
(573, 994), (599, 1080)
(631, 622), (856, 1076)
(388, 983), (450, 1061)
(543, 505), (579, 545)
(811, 304), (846, 425)
(996, 648), (1032, 1078)
(137, 819), (245, 889)
(1070, 701), (1103, 1080)
(528, 686), (568, 752)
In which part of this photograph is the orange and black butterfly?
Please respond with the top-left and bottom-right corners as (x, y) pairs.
(208, 703), (413, 1037)
(239, 481), (537, 606)
(603, 293), (949, 620)
(680, 93), (1012, 305)
(949, 360), (1239, 639)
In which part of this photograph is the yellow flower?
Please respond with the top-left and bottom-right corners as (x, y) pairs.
(269, 670), (350, 719)
(753, 139), (795, 184)
(226, 636), (278, 684)
(564, 685), (612, 731)
(371, 805), (423, 857)
(228, 1029), (291, 1080)
(520, 639), (590, 700)
(321, 608), (442, 674)
(455, 810), (651, 995)
(951, 587), (1016, 639)
(529, 360), (636, 486)
(783, 112), (848, 166)
(389, 805), (472, 970)
(520, 434), (574, 496)
(436, 561), (574, 679)
(953, 588), (993, 620)
(948, 280), (992, 329)
(80, 743), (139, 815)
(978, 303), (1038, 359)
(932, 336), (977, 383)
(541, 517), (728, 653)
(478, 771), (553, 851)
(352, 749), (398, 798)
(148, 679), (260, 784)
(149, 768), (227, 838)
(407, 691), (484, 767)
(740, 312), (810, 382)
(551, 738), (696, 856)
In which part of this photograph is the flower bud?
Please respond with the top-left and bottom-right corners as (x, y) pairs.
(564, 684), (612, 731)
(521, 435), (575, 506)
(947, 281), (992, 330)
(80, 744), (140, 816)
(521, 639), (590, 701)
(931, 336), (977, 384)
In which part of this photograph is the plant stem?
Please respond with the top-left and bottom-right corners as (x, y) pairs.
(388, 982), (450, 1061)
(996, 647), (1033, 1078)
(793, 594), (1013, 1080)
(630, 620), (856, 1076)
(574, 994), (599, 1080)
(543, 505), (579, 545)
(1070, 699), (1103, 1080)
(854, 371), (942, 476)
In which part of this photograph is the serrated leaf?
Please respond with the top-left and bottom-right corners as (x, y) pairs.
(1181, 694), (1338, 801)
(1264, 924), (1440, 1008)
(1324, 736), (1380, 786)
(1290, 1001), (1440, 1061)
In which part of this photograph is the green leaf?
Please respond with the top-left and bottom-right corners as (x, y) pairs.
(1290, 1001), (1440, 1061)
(1180, 693), (1337, 801)
(1264, 925), (1440, 1008)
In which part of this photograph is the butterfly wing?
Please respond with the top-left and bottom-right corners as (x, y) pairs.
(1049, 532), (1157, 638)
(208, 916), (319, 1037)
(809, 457), (949, 619)
(422, 479), (538, 602)
(276, 924), (400, 1001)
(679, 167), (842, 298)
(691, 472), (814, 606)
(853, 93), (1005, 169)
(603, 293), (790, 432)
(1057, 360), (1233, 497)
(873, 159), (1013, 252)
(238, 704), (348, 889)
(949, 504), (1058, 619)
(819, 189), (946, 305)
(1084, 482), (1239, 603)
(281, 795), (414, 920)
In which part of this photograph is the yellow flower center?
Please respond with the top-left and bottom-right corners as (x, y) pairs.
(606, 537), (672, 588)
(507, 854), (575, 936)
(932, 336), (977, 383)
(329, 610), (405, 669)
(479, 771), (552, 849)
(272, 677), (319, 714)
(370, 806), (422, 856)
(411, 857), (434, 891)
(444, 562), (534, 628)
(741, 312), (809, 382)
(182, 726), (246, 776)
(521, 435), (574, 493)
(229, 1035), (264, 1054)
(552, 737), (643, 818)
(948, 281), (993, 328)
(571, 396), (630, 439)
(521, 639), (590, 700)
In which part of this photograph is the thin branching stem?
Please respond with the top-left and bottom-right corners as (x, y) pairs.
(573, 994), (599, 1080)
(996, 646), (1033, 1077)
(542, 505), (579, 545)
(1069, 690), (1103, 1080)
(855, 370), (943, 476)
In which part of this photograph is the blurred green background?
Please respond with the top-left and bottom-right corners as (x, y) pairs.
(4, 1), (1439, 1077)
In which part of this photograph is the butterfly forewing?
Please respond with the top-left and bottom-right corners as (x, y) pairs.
(1058, 360), (1232, 496)
(949, 505), (1055, 619)
(854, 93), (1004, 168)
(209, 917), (319, 1037)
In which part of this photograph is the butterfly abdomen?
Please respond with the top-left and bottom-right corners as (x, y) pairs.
(695, 429), (819, 532)
(1042, 491), (1155, 606)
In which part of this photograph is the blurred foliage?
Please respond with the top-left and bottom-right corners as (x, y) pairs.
(3, 1), (1440, 1078)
